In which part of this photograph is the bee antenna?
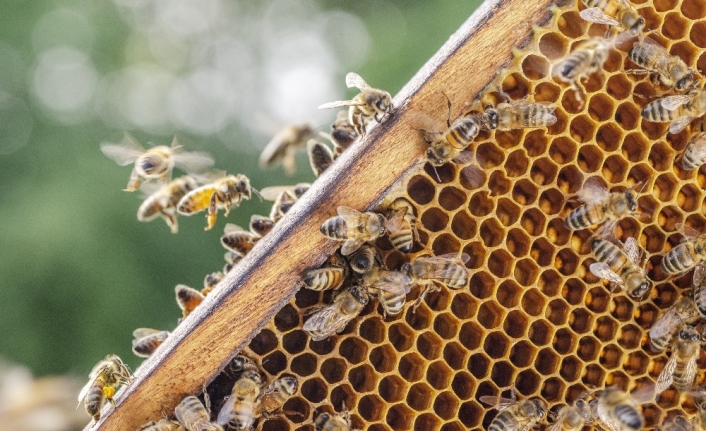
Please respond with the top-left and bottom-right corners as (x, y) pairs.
(431, 166), (441, 183)
(251, 187), (264, 202)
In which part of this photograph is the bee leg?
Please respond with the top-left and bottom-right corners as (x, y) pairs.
(412, 286), (429, 312)
(206, 193), (219, 231)
(161, 211), (179, 234)
(124, 169), (141, 192)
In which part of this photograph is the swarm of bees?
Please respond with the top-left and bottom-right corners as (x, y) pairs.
(88, 0), (706, 429)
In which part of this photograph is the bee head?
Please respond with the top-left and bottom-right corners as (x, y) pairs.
(139, 154), (164, 175)
(481, 107), (498, 130)
(314, 413), (331, 431)
(629, 279), (650, 298)
(675, 73), (695, 92)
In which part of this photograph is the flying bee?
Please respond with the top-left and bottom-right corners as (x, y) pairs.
(642, 86), (706, 134)
(177, 173), (259, 231)
(402, 253), (470, 308)
(202, 271), (224, 296)
(175, 284), (204, 318)
(303, 285), (369, 341)
(101, 133), (214, 192)
(318, 72), (393, 136)
(656, 324), (701, 393)
(553, 37), (612, 109)
(320, 206), (387, 256)
(579, 0), (645, 36)
(480, 390), (547, 431)
(78, 355), (133, 422)
(308, 139), (335, 177)
(564, 177), (643, 235)
(481, 92), (557, 131)
(590, 237), (650, 298)
(259, 124), (318, 175)
(384, 198), (421, 253)
(258, 376), (298, 417)
(420, 95), (482, 166)
(662, 223), (706, 275)
(249, 215), (275, 238)
(547, 399), (595, 431)
(594, 387), (645, 431)
(681, 131), (706, 171)
(314, 406), (361, 431)
(131, 328), (170, 358)
(137, 175), (198, 233)
(648, 296), (699, 352)
(139, 419), (185, 431)
(628, 38), (696, 91)
(221, 224), (259, 257)
(260, 183), (310, 222)
(175, 396), (224, 431)
(330, 110), (359, 154)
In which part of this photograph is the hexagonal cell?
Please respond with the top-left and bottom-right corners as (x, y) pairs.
(616, 323), (642, 350)
(593, 315), (619, 342)
(598, 343), (623, 370)
(560, 355), (583, 382)
(283, 397), (309, 424)
(505, 149), (530, 178)
(657, 204), (684, 232)
(622, 132), (649, 163)
(477, 300), (505, 330)
(488, 249), (514, 278)
(450, 210), (477, 240)
(512, 178), (539, 206)
(582, 363), (606, 388)
(588, 93), (614, 122)
(520, 207), (547, 236)
(282, 330), (308, 355)
(677, 183), (702, 213)
(557, 165), (584, 194)
(531, 237), (555, 267)
(606, 73), (632, 101)
(484, 331), (511, 360)
(615, 102), (641, 131)
(476, 142), (506, 169)
(321, 357), (347, 384)
(648, 141), (675, 173)
(521, 288), (546, 317)
(407, 175), (436, 205)
(379, 375), (406, 403)
(359, 393), (386, 422)
(406, 382), (433, 411)
(602, 154), (629, 183)
(662, 11), (689, 39)
(577, 144), (603, 173)
(359, 318), (386, 345)
(468, 353), (491, 379)
(493, 280), (521, 309)
(546, 298), (570, 326)
(386, 403), (415, 431)
(463, 241), (486, 270)
(569, 308), (593, 334)
(563, 277), (586, 305)
(459, 164), (487, 190)
(261, 417), (288, 431)
(549, 136), (577, 165)
(435, 312), (460, 340)
(415, 331), (441, 361)
(683, 0), (706, 18)
(294, 288), (321, 309)
(459, 321), (484, 351)
(450, 292), (476, 320)
(530, 157), (559, 186)
(610, 295), (634, 322)
(432, 233), (462, 256)
(528, 319), (554, 346)
(339, 337), (369, 364)
(490, 360), (516, 388)
(569, 115), (597, 143)
(427, 360), (454, 390)
(596, 123), (623, 152)
(624, 350), (650, 376)
(301, 377), (329, 403)
(250, 328), (279, 356)
(516, 369), (542, 396)
(496, 198), (521, 227)
(541, 376), (566, 402)
(274, 304), (300, 333)
(399, 352), (426, 382)
(502, 310), (529, 339)
(308, 336), (336, 356)
(421, 207), (449, 232)
(553, 327), (576, 354)
(261, 350), (288, 376)
(414, 413), (441, 431)
(469, 191), (494, 217)
(480, 218), (505, 248)
(348, 364), (377, 393)
(506, 228), (531, 259)
(388, 322), (416, 352)
(523, 129), (551, 157)
(449, 372), (475, 401)
(439, 186), (467, 211)
(488, 170), (512, 197)
(585, 285), (610, 313)
(555, 247), (580, 276)
(440, 341), (466, 371)
(534, 347), (561, 376)
(577, 336), (601, 362)
(539, 269), (563, 297)
(654, 173), (680, 203)
(291, 353), (318, 377)
(539, 31), (568, 60)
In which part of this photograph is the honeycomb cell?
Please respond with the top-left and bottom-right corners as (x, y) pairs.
(557, 165), (584, 194)
(615, 102), (641, 131)
(560, 355), (583, 382)
(414, 414), (440, 431)
(389, 323), (416, 352)
(602, 154), (629, 183)
(282, 330), (308, 355)
(539, 31), (567, 60)
(431, 233), (461, 256)
(459, 164), (486, 190)
(441, 421), (466, 431)
(677, 183), (701, 212)
(588, 93), (615, 122)
(408, 175), (436, 205)
(624, 350), (650, 376)
(488, 171), (512, 197)
(424, 163), (456, 184)
(657, 204), (683, 233)
(488, 249), (513, 278)
(450, 210), (477, 240)
(379, 375), (406, 403)
(520, 208), (546, 236)
(585, 286), (610, 313)
(610, 296), (634, 322)
(480, 218), (504, 247)
(477, 301), (505, 330)
(405, 382), (433, 412)
(555, 247), (580, 276)
(534, 347), (560, 376)
(399, 352), (426, 382)
(577, 336), (601, 361)
(439, 187), (467, 211)
(546, 298), (570, 325)
(654, 0), (677, 11)
(569, 308), (593, 334)
(468, 353), (491, 379)
(553, 327), (576, 354)
(421, 208), (449, 232)
(359, 393), (386, 422)
(340, 337), (369, 364)
(538, 188), (564, 216)
(654, 173), (680, 202)
(663, 11), (689, 39)
(599, 343), (623, 369)
(606, 73), (632, 101)
(577, 144), (604, 173)
(516, 369), (542, 395)
(524, 129), (551, 156)
(250, 329), (278, 356)
(512, 178), (539, 205)
(528, 319), (554, 346)
(370, 345), (397, 373)
(261, 351), (287, 375)
(321, 357), (347, 384)
(496, 280), (522, 309)
(496, 198), (521, 227)
(490, 360), (516, 388)
(451, 372), (476, 401)
(521, 54), (549, 80)
(596, 122), (623, 151)
(504, 310), (530, 339)
(274, 304), (300, 333)
(683, 0), (706, 18)
(484, 331), (511, 360)
(443, 342), (468, 371)
(505, 149), (530, 177)
(283, 397), (309, 423)
(530, 157), (559, 186)
(582, 363), (605, 387)
(308, 337), (336, 356)
(261, 418), (288, 431)
(435, 313), (460, 340)
(477, 142), (505, 169)
(671, 41), (698, 70)
(294, 288), (320, 309)
(649, 141), (675, 172)
(569, 115), (597, 143)
(469, 191), (494, 217)
(469, 272), (495, 300)
(427, 360), (454, 390)
(302, 377), (329, 403)
(521, 288), (546, 317)
(549, 136), (577, 165)
(541, 376), (566, 402)
(291, 353), (317, 377)
(508, 229), (532, 259)
(539, 269), (563, 296)
(563, 278), (586, 305)
(463, 241), (486, 270)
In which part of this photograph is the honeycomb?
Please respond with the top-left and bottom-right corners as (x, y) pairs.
(213, 0), (706, 430)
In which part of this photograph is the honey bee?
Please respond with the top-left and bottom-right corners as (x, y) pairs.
(175, 284), (204, 318)
(175, 395), (224, 431)
(258, 376), (298, 416)
(662, 223), (706, 275)
(564, 177), (642, 235)
(223, 251), (242, 273)
(320, 206), (387, 256)
(101, 133), (214, 192)
(137, 175), (198, 233)
(642, 86), (706, 134)
(579, 0), (645, 36)
(301, 260), (349, 291)
(594, 387), (645, 431)
(314, 406), (361, 431)
(139, 419), (185, 431)
(692, 263), (706, 316)
(420, 95), (482, 166)
(662, 416), (694, 431)
(681, 131), (706, 171)
(480, 390), (547, 431)
(547, 399), (595, 431)
(260, 183), (310, 222)
(385, 198), (420, 253)
(348, 245), (380, 275)
(590, 237), (650, 298)
(221, 224), (258, 257)
(216, 364), (262, 430)
(249, 215), (275, 238)
(628, 38), (696, 91)
(258, 124), (318, 175)
(131, 328), (170, 358)
(402, 253), (470, 308)
(78, 355), (133, 422)
(177, 173), (259, 231)
(308, 139), (335, 177)
(656, 324), (701, 393)
(303, 285), (369, 341)
(694, 387), (706, 430)
(359, 264), (412, 317)
(202, 271), (224, 296)
(553, 37), (612, 109)
(329, 110), (359, 154)
(318, 72), (394, 136)
(481, 92), (557, 131)
(648, 296), (699, 352)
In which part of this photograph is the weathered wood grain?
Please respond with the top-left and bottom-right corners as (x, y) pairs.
(87, 0), (561, 429)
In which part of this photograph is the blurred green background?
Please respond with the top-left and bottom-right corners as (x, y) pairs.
(0, 0), (481, 379)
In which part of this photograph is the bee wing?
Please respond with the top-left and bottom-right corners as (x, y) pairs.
(648, 308), (679, 341)
(318, 100), (360, 110)
(375, 271), (412, 294)
(577, 177), (610, 204)
(172, 151), (215, 174)
(341, 239), (365, 256)
(684, 355), (699, 389)
(100, 139), (145, 166)
(676, 222), (705, 240)
(590, 263), (624, 285)
(223, 223), (247, 234)
(670, 116), (695, 135)
(579, 7), (620, 26)
(684, 134), (706, 169)
(259, 125), (311, 169)
(656, 354), (678, 393)
(345, 72), (371, 90)
(259, 186), (296, 201)
(337, 206), (364, 219)
(384, 208), (407, 233)
(77, 373), (101, 405)
(132, 327), (164, 339)
(623, 237), (642, 265)
(658, 95), (693, 111)
(694, 263), (706, 287)
(479, 396), (516, 411)
(303, 304), (350, 338)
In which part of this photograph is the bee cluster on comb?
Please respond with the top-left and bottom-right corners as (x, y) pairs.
(78, 0), (706, 430)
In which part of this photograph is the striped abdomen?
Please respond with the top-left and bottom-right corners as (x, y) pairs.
(682, 133), (706, 170)
(85, 382), (106, 420)
(320, 217), (348, 239)
(498, 104), (556, 130)
(642, 99), (686, 123)
(673, 344), (700, 390)
(565, 203), (607, 230)
(302, 267), (347, 291)
(592, 239), (641, 279)
(446, 116), (480, 148)
(662, 243), (699, 274)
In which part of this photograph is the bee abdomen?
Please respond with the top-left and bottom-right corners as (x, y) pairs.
(302, 268), (346, 291)
(566, 205), (605, 229)
(320, 217), (348, 239)
(85, 384), (106, 419)
(642, 100), (679, 122)
(614, 405), (644, 431)
(662, 244), (697, 274)
(488, 412), (515, 431)
(390, 231), (413, 252)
